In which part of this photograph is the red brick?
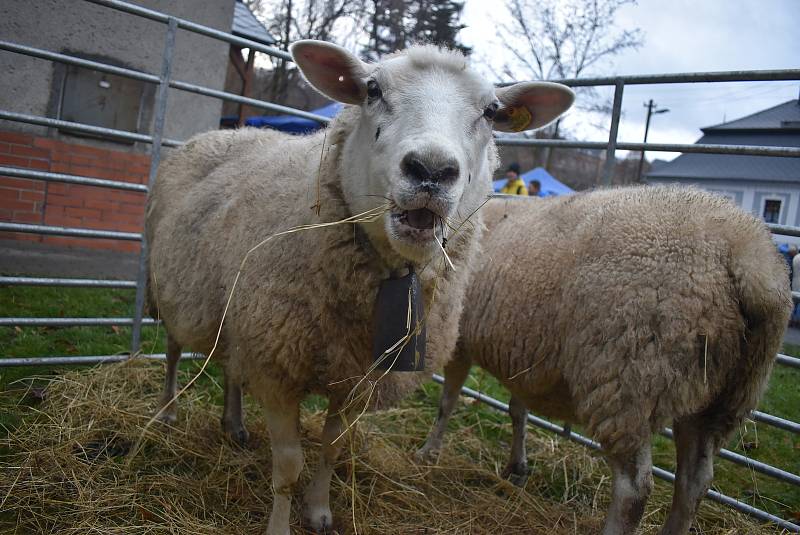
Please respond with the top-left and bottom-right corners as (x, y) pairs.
(65, 206), (102, 219)
(0, 177), (45, 191)
(0, 142), (10, 154)
(33, 138), (57, 149)
(110, 222), (142, 233)
(43, 213), (82, 227)
(26, 159), (48, 170)
(0, 154), (30, 167)
(67, 144), (110, 160)
(0, 198), (35, 212)
(0, 208), (12, 220)
(0, 132), (34, 146)
(47, 194), (83, 207)
(11, 211), (43, 223)
(117, 202), (145, 215)
(10, 145), (50, 159)
(70, 165), (122, 180)
(46, 183), (71, 195)
(114, 241), (141, 253)
(50, 162), (71, 173)
(0, 231), (41, 242)
(84, 199), (118, 211)
(19, 190), (45, 202)
(102, 210), (143, 225)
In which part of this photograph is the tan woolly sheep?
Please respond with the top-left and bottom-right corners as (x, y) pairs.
(417, 186), (791, 535)
(145, 40), (573, 535)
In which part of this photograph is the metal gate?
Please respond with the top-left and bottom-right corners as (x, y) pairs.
(0, 0), (799, 530)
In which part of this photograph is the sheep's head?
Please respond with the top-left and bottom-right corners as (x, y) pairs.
(291, 40), (574, 266)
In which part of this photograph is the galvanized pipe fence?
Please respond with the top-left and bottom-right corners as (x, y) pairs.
(0, 0), (798, 530)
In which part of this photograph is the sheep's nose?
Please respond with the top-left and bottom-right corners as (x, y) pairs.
(401, 152), (460, 185)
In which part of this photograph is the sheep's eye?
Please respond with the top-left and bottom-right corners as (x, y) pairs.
(367, 80), (382, 100)
(483, 102), (499, 120)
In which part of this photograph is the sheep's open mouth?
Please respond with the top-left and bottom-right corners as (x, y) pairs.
(391, 208), (438, 242)
(399, 208), (436, 230)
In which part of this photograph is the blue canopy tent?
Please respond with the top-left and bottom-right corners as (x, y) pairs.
(493, 166), (573, 196)
(244, 102), (343, 134)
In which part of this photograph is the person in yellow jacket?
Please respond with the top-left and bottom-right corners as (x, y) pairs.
(500, 162), (528, 195)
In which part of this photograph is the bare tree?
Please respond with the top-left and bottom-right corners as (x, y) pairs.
(497, 0), (643, 170)
(248, 0), (368, 104)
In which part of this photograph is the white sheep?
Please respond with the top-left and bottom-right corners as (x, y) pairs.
(417, 187), (791, 535)
(145, 40), (574, 535)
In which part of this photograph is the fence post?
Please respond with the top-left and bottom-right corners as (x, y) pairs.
(130, 17), (177, 354)
(601, 80), (625, 186)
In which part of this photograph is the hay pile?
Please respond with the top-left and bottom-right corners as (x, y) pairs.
(0, 361), (779, 534)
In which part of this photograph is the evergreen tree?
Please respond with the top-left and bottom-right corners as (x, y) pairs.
(365, 0), (470, 60)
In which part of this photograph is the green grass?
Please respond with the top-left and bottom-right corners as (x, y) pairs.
(1, 286), (798, 523)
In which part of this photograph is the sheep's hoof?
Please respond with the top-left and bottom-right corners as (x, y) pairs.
(222, 421), (250, 448)
(304, 505), (337, 534)
(155, 404), (177, 425)
(414, 444), (440, 464)
(501, 462), (530, 488)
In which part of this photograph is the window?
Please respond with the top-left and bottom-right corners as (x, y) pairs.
(58, 64), (151, 142)
(763, 199), (782, 223)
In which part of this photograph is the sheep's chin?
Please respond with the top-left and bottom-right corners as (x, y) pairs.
(383, 214), (439, 264)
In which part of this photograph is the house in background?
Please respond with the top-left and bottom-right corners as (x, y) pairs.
(646, 98), (800, 231)
(0, 0), (272, 253)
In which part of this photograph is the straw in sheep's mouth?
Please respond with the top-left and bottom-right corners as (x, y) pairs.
(396, 208), (436, 230)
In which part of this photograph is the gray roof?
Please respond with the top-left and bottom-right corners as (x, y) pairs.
(232, 1), (275, 46)
(703, 99), (800, 132)
(646, 100), (800, 183)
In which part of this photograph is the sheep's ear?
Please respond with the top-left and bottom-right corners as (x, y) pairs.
(494, 82), (574, 132)
(290, 40), (368, 105)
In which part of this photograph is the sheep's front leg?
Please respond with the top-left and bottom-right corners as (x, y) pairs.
(263, 397), (303, 535)
(156, 334), (182, 424)
(602, 441), (653, 535)
(415, 353), (472, 461)
(302, 397), (355, 532)
(221, 369), (249, 447)
(501, 395), (530, 487)
(658, 417), (714, 535)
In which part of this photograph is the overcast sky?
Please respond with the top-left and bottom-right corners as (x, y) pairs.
(460, 0), (800, 161)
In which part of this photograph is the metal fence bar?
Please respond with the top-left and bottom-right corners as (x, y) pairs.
(776, 353), (800, 369)
(551, 69), (800, 87)
(752, 410), (800, 434)
(0, 110), (181, 147)
(0, 317), (158, 327)
(130, 17), (176, 354)
(601, 80), (624, 185)
(0, 353), (202, 367)
(0, 40), (160, 83)
(0, 276), (136, 289)
(659, 428), (800, 486)
(767, 223), (800, 238)
(0, 165), (148, 192)
(432, 375), (800, 532)
(617, 141), (800, 158)
(494, 137), (800, 158)
(0, 222), (141, 241)
(83, 0), (293, 61)
(650, 466), (800, 533)
(169, 80), (331, 123)
(0, 39), (328, 125)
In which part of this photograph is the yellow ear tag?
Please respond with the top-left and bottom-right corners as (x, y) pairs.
(508, 106), (533, 132)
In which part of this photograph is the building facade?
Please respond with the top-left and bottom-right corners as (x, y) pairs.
(646, 99), (800, 231)
(0, 0), (241, 252)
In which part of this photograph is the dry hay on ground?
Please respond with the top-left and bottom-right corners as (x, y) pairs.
(0, 361), (781, 534)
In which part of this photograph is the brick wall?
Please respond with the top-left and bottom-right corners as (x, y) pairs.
(0, 131), (150, 253)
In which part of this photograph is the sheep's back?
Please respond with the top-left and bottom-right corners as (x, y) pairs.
(145, 127), (327, 352)
(462, 186), (788, 452)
